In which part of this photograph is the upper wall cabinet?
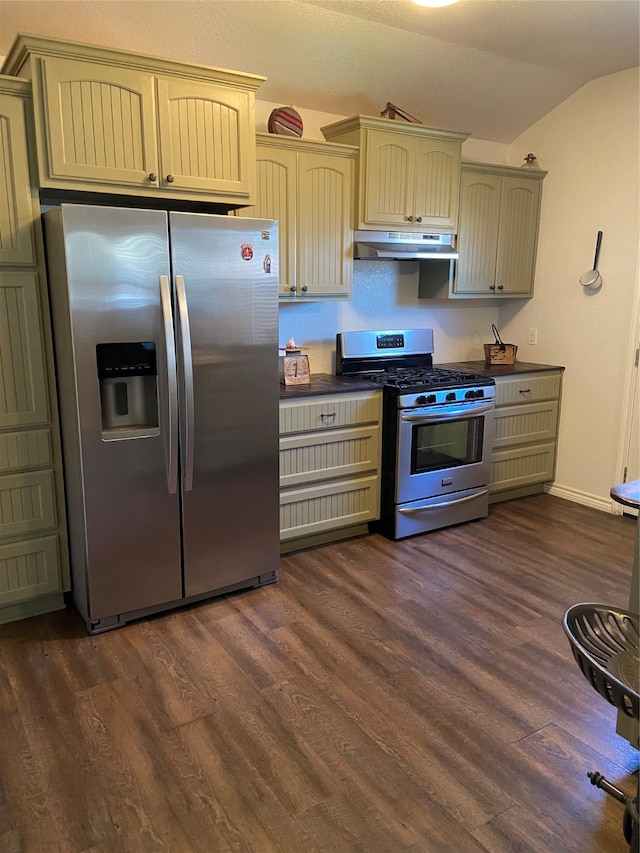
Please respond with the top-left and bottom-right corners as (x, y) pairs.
(0, 88), (36, 265)
(419, 161), (546, 300)
(1, 35), (264, 206)
(456, 162), (546, 296)
(321, 115), (469, 234)
(236, 133), (356, 300)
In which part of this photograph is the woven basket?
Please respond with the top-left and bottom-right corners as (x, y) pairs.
(484, 343), (517, 365)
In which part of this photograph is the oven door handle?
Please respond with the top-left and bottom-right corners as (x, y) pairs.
(401, 401), (494, 422)
(398, 489), (489, 513)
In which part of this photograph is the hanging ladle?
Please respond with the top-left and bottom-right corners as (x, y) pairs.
(579, 231), (603, 288)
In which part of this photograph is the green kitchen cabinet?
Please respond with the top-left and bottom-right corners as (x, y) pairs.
(237, 133), (356, 300)
(0, 77), (70, 624)
(420, 162), (546, 299)
(321, 114), (469, 234)
(279, 391), (382, 551)
(1, 34), (264, 206)
(489, 370), (563, 501)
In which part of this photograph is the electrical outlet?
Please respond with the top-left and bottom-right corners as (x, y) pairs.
(528, 327), (538, 345)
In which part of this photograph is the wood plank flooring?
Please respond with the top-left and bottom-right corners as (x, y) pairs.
(0, 494), (638, 853)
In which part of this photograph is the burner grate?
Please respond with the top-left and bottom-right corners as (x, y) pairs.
(355, 367), (492, 391)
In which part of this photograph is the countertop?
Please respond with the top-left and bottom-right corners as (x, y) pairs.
(437, 361), (565, 377)
(279, 363), (566, 399)
(279, 372), (381, 400)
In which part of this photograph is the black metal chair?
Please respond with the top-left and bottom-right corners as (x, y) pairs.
(563, 603), (639, 849)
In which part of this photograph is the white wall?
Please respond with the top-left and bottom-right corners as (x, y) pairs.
(499, 67), (640, 508)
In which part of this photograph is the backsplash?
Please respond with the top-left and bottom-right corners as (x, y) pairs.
(278, 260), (500, 374)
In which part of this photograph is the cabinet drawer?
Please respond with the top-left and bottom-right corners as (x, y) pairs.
(0, 470), (57, 538)
(280, 475), (380, 540)
(0, 535), (61, 607)
(492, 401), (559, 449)
(490, 442), (556, 493)
(279, 393), (381, 435)
(0, 429), (53, 473)
(280, 425), (380, 487)
(494, 372), (562, 406)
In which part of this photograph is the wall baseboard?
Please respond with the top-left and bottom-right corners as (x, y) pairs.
(545, 482), (615, 514)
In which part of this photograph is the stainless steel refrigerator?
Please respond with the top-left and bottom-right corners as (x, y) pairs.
(43, 204), (280, 633)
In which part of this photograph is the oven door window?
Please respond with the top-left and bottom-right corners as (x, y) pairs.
(411, 417), (484, 474)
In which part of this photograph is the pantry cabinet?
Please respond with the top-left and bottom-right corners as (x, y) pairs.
(279, 391), (382, 551)
(321, 115), (469, 234)
(489, 370), (563, 501)
(237, 133), (356, 299)
(0, 78), (70, 624)
(1, 34), (264, 205)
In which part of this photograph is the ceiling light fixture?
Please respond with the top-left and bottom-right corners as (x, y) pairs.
(411, 0), (460, 7)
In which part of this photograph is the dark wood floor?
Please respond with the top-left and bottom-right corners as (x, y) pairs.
(0, 494), (638, 853)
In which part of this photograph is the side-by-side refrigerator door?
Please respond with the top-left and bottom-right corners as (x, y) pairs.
(44, 204), (182, 629)
(169, 213), (280, 598)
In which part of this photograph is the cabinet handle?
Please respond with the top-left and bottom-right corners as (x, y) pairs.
(166, 174), (175, 183)
(301, 285), (308, 292)
(489, 285), (496, 291)
(497, 285), (504, 290)
(148, 173), (158, 182)
(406, 215), (413, 222)
(416, 216), (423, 223)
(320, 412), (336, 420)
(289, 285), (296, 293)
(519, 388), (532, 394)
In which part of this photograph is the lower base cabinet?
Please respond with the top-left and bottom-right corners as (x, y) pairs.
(279, 391), (382, 550)
(489, 370), (563, 501)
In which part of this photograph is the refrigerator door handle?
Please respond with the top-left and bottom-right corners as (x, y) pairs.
(160, 274), (179, 494)
(175, 274), (195, 492)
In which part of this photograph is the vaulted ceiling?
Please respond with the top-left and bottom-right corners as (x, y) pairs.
(0, 0), (638, 142)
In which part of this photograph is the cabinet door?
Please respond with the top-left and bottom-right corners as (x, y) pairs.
(413, 137), (461, 231)
(40, 57), (158, 189)
(237, 146), (297, 298)
(362, 130), (415, 227)
(156, 77), (255, 200)
(0, 272), (49, 429)
(297, 152), (353, 298)
(455, 172), (501, 294)
(0, 93), (36, 265)
(496, 177), (541, 294)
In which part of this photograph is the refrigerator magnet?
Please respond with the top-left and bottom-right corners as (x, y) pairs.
(241, 243), (254, 260)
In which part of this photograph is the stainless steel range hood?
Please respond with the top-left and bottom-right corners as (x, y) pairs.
(354, 230), (458, 261)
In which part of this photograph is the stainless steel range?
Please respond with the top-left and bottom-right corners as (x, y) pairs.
(337, 329), (495, 539)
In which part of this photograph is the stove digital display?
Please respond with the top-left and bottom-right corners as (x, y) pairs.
(376, 333), (404, 349)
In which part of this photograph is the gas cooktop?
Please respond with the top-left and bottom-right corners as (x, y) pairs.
(336, 329), (494, 395)
(352, 367), (493, 391)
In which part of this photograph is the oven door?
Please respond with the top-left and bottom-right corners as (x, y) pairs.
(396, 400), (494, 504)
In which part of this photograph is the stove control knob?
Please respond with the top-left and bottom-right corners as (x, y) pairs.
(427, 394), (437, 404)
(475, 389), (484, 398)
(416, 395), (427, 405)
(465, 390), (475, 399)
(446, 392), (456, 402)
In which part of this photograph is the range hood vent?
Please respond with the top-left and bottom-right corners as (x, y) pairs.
(354, 230), (458, 261)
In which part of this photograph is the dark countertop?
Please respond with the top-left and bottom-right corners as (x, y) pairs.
(611, 480), (640, 510)
(279, 372), (381, 400)
(279, 363), (566, 399)
(437, 360), (565, 377)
